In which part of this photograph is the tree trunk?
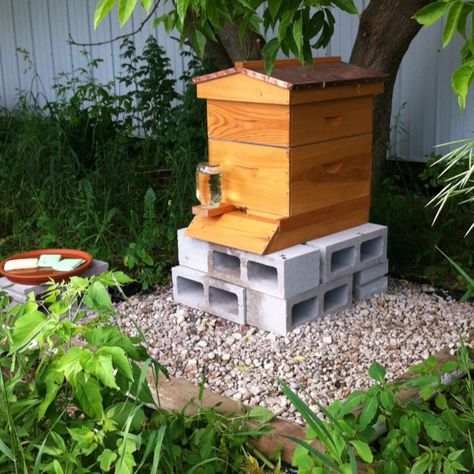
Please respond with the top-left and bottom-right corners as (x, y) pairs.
(350, 0), (434, 195)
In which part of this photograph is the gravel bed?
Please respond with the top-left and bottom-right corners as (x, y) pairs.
(116, 278), (474, 424)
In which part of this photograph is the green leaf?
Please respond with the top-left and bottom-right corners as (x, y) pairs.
(403, 435), (420, 458)
(268, 0), (283, 20)
(384, 459), (399, 474)
(414, 2), (450, 27)
(74, 373), (103, 418)
(98, 449), (118, 471)
(435, 393), (448, 410)
(358, 395), (378, 430)
(339, 391), (366, 417)
(368, 361), (386, 383)
(98, 346), (133, 381)
(81, 352), (117, 388)
(0, 438), (14, 461)
(38, 367), (65, 418)
(410, 454), (431, 474)
(192, 29), (207, 58)
(292, 14), (304, 60)
(94, 0), (117, 29)
(118, 0), (138, 27)
(248, 406), (274, 424)
(331, 0), (358, 15)
(141, 0), (152, 12)
(10, 310), (47, 352)
(106, 402), (146, 431)
(350, 440), (373, 463)
(52, 460), (64, 474)
(176, 0), (190, 25)
(262, 37), (280, 76)
(57, 347), (88, 380)
(84, 281), (113, 313)
(449, 62), (474, 111)
(380, 389), (395, 411)
(443, 1), (464, 47)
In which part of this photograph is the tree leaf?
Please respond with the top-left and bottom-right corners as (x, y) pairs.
(293, 14), (304, 60)
(94, 0), (117, 29)
(57, 347), (88, 380)
(192, 29), (207, 58)
(141, 0), (153, 12)
(98, 449), (118, 471)
(380, 389), (395, 411)
(350, 440), (373, 464)
(176, 0), (190, 25)
(443, 1), (464, 47)
(331, 0), (358, 15)
(268, 0), (283, 20)
(38, 366), (65, 418)
(449, 61), (474, 110)
(368, 361), (386, 383)
(118, 0), (138, 27)
(358, 395), (378, 430)
(414, 1), (450, 27)
(262, 37), (280, 75)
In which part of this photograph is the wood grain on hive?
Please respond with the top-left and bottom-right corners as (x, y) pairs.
(188, 57), (385, 254)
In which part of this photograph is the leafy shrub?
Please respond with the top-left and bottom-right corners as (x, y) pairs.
(0, 38), (207, 287)
(285, 341), (474, 473)
(0, 275), (273, 472)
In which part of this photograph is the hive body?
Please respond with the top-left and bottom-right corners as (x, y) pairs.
(187, 57), (385, 254)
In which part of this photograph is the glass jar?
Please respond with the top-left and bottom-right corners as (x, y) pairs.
(196, 162), (223, 208)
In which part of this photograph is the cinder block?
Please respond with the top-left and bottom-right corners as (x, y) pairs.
(177, 228), (210, 273)
(203, 242), (320, 298)
(320, 275), (353, 315)
(354, 276), (388, 300)
(354, 260), (389, 286)
(246, 287), (320, 336)
(172, 265), (246, 324)
(306, 223), (387, 282)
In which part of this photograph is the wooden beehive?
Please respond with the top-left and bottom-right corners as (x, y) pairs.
(187, 57), (385, 254)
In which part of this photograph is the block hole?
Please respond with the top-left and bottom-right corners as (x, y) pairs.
(291, 296), (318, 327)
(209, 286), (238, 315)
(212, 251), (240, 278)
(324, 285), (349, 313)
(330, 247), (356, 273)
(176, 277), (205, 305)
(247, 261), (278, 288)
(361, 236), (383, 262)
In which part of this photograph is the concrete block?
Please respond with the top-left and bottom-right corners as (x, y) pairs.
(246, 287), (320, 336)
(354, 260), (389, 286)
(172, 265), (246, 324)
(354, 276), (388, 301)
(206, 243), (320, 298)
(177, 228), (210, 273)
(320, 275), (353, 315)
(306, 223), (387, 282)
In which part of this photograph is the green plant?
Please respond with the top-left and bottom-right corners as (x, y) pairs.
(286, 341), (474, 473)
(0, 275), (274, 473)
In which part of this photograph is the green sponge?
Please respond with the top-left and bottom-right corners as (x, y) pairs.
(38, 254), (62, 268)
(52, 259), (85, 272)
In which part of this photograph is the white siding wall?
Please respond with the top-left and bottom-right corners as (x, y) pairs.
(0, 0), (472, 161)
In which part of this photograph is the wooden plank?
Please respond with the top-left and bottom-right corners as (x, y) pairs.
(186, 212), (279, 255)
(196, 73), (290, 104)
(289, 134), (372, 216)
(290, 97), (373, 145)
(207, 100), (290, 147)
(192, 203), (235, 217)
(234, 56), (341, 69)
(147, 373), (316, 465)
(290, 81), (384, 104)
(209, 139), (290, 218)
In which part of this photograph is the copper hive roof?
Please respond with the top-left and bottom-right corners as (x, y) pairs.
(193, 59), (386, 90)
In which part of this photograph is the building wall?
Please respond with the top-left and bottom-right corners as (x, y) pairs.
(0, 0), (472, 161)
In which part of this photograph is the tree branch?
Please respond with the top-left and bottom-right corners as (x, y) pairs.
(68, 2), (160, 48)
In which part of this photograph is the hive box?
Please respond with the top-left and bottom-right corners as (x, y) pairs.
(187, 57), (385, 255)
